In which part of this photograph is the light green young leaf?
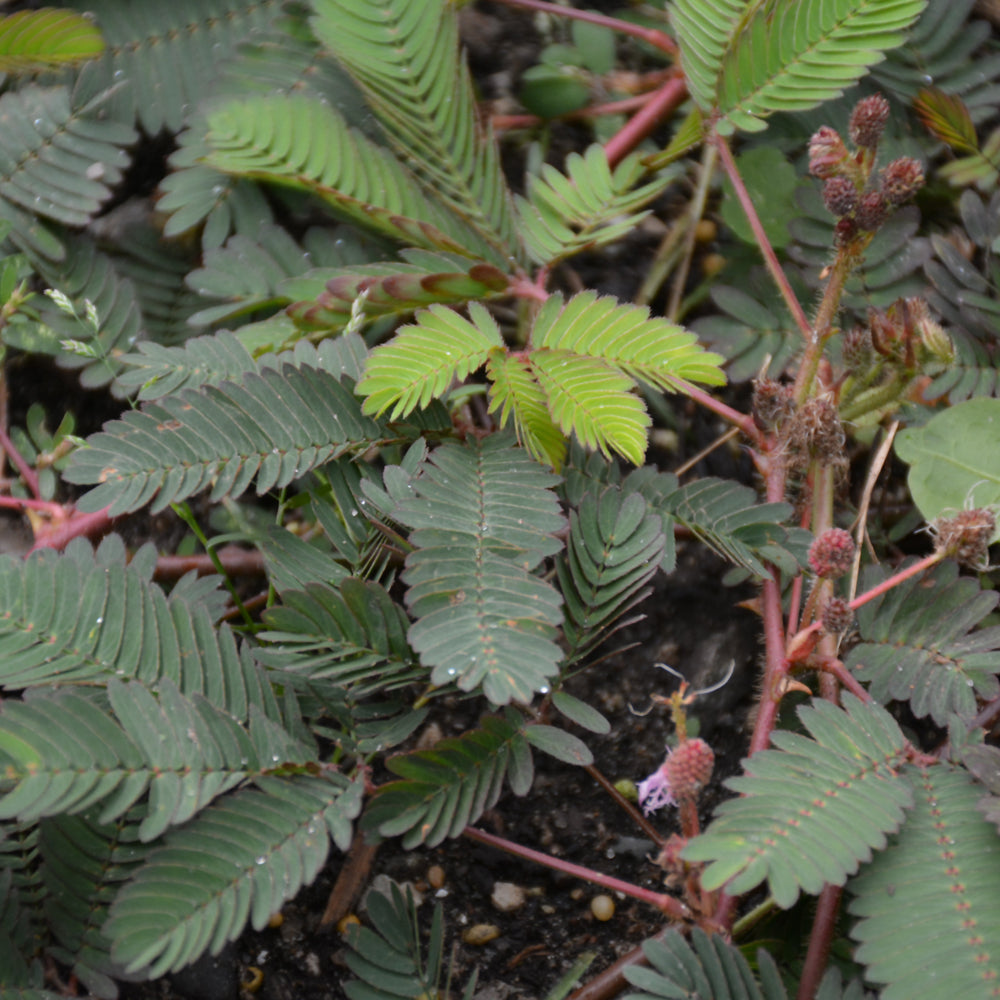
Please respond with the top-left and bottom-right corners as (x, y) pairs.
(359, 302), (504, 420)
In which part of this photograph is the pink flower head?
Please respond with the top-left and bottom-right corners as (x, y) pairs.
(637, 757), (676, 816)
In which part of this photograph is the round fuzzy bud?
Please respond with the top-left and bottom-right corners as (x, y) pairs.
(855, 191), (888, 231)
(822, 176), (859, 217)
(881, 157), (924, 206)
(752, 377), (794, 431)
(821, 597), (854, 634)
(849, 94), (890, 148)
(842, 325), (873, 371)
(809, 126), (849, 179)
(789, 396), (846, 468)
(833, 216), (859, 248)
(809, 528), (855, 578)
(663, 738), (714, 801)
(931, 508), (996, 569)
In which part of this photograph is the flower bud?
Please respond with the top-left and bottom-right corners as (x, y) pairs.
(822, 176), (859, 217)
(663, 739), (714, 801)
(809, 126), (850, 178)
(855, 191), (888, 231)
(881, 157), (924, 206)
(849, 94), (890, 148)
(821, 597), (854, 634)
(809, 528), (855, 579)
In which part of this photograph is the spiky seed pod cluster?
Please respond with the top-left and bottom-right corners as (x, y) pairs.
(881, 158), (924, 206)
(848, 94), (890, 148)
(663, 738), (715, 801)
(787, 396), (846, 469)
(752, 377), (794, 432)
(931, 508), (996, 569)
(809, 529), (855, 579)
(821, 597), (854, 635)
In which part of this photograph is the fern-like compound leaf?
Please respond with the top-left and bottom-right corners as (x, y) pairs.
(359, 302), (504, 420)
(394, 435), (565, 705)
(311, 0), (522, 264)
(624, 928), (788, 1000)
(69, 0), (284, 134)
(65, 362), (382, 515)
(517, 146), (677, 266)
(105, 773), (363, 976)
(531, 291), (727, 394)
(201, 93), (493, 260)
(557, 485), (666, 662)
(342, 881), (472, 1000)
(0, 540), (271, 721)
(849, 764), (1000, 999)
(486, 349), (567, 470)
(844, 560), (1000, 726)
(683, 695), (911, 908)
(364, 715), (532, 847)
(0, 10), (103, 71)
(40, 814), (148, 997)
(676, 0), (927, 134)
(0, 85), (133, 253)
(0, 680), (308, 840)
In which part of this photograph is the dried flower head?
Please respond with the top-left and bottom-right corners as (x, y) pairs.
(752, 377), (794, 431)
(931, 508), (996, 569)
(809, 126), (850, 179)
(809, 528), (855, 579)
(842, 325), (873, 371)
(822, 176), (859, 217)
(849, 93), (890, 148)
(787, 396), (846, 468)
(821, 596), (854, 634)
(881, 157), (924, 206)
(855, 190), (888, 231)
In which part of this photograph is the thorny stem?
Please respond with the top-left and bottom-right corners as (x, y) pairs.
(492, 0), (678, 57)
(463, 826), (691, 920)
(712, 133), (812, 339)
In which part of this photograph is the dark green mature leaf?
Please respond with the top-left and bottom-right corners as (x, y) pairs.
(395, 435), (565, 705)
(65, 362), (382, 515)
(684, 696), (911, 908)
(846, 560), (1000, 725)
(0, 540), (272, 721)
(69, 0), (284, 134)
(106, 773), (363, 977)
(364, 715), (532, 847)
(849, 765), (1000, 999)
(558, 485), (666, 662)
(624, 928), (788, 1000)
(40, 814), (148, 998)
(311, 0), (523, 264)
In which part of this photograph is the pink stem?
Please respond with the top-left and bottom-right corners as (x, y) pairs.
(797, 885), (842, 1000)
(604, 74), (688, 167)
(683, 383), (762, 445)
(492, 0), (678, 57)
(463, 826), (690, 920)
(30, 506), (114, 551)
(712, 134), (811, 340)
(0, 495), (64, 515)
(0, 424), (40, 498)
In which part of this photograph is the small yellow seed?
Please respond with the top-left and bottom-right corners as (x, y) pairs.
(267, 912), (284, 929)
(337, 913), (361, 935)
(590, 895), (615, 921)
(695, 219), (718, 243)
(427, 865), (446, 889)
(241, 967), (264, 993)
(701, 252), (726, 278)
(462, 923), (500, 946)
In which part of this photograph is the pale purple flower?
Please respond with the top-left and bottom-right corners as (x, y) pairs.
(637, 757), (676, 815)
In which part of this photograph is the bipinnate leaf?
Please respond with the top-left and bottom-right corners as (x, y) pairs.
(0, 539), (270, 721)
(845, 559), (1000, 725)
(915, 87), (980, 155)
(624, 928), (788, 1000)
(683, 696), (911, 908)
(0, 680), (310, 841)
(397, 435), (565, 705)
(557, 485), (667, 662)
(894, 398), (1000, 540)
(848, 764), (1000, 999)
(65, 362), (382, 515)
(674, 0), (927, 134)
(310, 0), (521, 264)
(0, 9), (103, 71)
(106, 773), (363, 976)
(364, 715), (532, 848)
(359, 302), (504, 420)
(517, 146), (677, 266)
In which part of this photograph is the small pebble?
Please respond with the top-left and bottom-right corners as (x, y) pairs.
(462, 924), (501, 946)
(427, 865), (446, 889)
(267, 912), (284, 929)
(591, 895), (615, 921)
(491, 882), (526, 913)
